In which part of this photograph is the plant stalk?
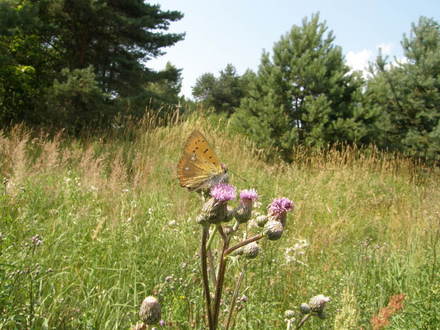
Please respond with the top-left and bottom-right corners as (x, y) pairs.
(224, 234), (264, 256)
(212, 226), (229, 329)
(201, 226), (214, 329)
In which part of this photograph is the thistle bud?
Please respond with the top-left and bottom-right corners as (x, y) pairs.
(300, 303), (311, 314)
(234, 204), (252, 223)
(284, 309), (296, 319)
(264, 220), (284, 240)
(222, 206), (235, 223)
(197, 198), (228, 224)
(308, 294), (330, 313)
(255, 215), (268, 227)
(243, 242), (260, 259)
(139, 296), (161, 325)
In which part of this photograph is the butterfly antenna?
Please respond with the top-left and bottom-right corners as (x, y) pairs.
(229, 169), (248, 184)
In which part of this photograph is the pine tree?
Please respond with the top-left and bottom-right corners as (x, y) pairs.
(231, 14), (376, 160)
(192, 64), (252, 115)
(366, 17), (440, 161)
(0, 0), (184, 127)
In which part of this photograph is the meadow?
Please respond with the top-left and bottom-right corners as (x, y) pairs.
(0, 113), (439, 329)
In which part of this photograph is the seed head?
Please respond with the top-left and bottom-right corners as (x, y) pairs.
(139, 296), (161, 325)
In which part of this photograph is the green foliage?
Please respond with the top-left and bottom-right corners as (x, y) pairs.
(231, 14), (379, 160)
(192, 64), (254, 115)
(0, 1), (57, 125)
(47, 66), (112, 132)
(366, 17), (440, 161)
(0, 0), (184, 128)
(142, 62), (184, 115)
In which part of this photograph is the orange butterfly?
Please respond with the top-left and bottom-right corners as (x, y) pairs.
(177, 130), (228, 191)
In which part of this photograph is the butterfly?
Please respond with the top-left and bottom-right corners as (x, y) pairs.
(177, 130), (228, 191)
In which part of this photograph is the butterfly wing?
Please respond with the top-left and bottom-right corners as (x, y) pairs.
(177, 130), (227, 191)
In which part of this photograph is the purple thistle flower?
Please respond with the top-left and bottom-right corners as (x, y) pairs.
(239, 189), (258, 202)
(210, 183), (236, 202)
(268, 197), (294, 217)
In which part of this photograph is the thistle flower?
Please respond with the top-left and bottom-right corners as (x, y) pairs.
(234, 189), (259, 223)
(210, 183), (236, 202)
(139, 296), (161, 325)
(268, 197), (294, 225)
(239, 189), (258, 205)
(197, 196), (232, 225)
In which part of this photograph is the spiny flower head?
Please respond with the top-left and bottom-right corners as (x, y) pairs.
(268, 197), (294, 216)
(239, 189), (258, 202)
(309, 294), (331, 313)
(211, 183), (236, 202)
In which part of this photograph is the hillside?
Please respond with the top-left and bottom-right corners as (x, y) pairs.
(1, 117), (439, 329)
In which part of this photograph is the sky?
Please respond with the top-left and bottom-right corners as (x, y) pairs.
(150, 0), (440, 98)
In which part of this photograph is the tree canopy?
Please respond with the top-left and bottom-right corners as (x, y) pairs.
(0, 0), (184, 129)
(231, 14), (379, 160)
(366, 16), (440, 160)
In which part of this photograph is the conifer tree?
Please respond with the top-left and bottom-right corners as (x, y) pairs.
(192, 64), (253, 115)
(366, 17), (440, 160)
(231, 14), (376, 159)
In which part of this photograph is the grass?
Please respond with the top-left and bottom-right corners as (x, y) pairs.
(0, 113), (439, 329)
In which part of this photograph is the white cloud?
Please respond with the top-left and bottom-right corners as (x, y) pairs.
(377, 43), (393, 55)
(346, 49), (373, 73)
(346, 43), (407, 78)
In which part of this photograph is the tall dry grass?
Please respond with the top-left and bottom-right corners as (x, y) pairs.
(0, 109), (439, 328)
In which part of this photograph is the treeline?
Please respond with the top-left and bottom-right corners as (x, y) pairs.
(193, 15), (440, 162)
(0, 0), (185, 131)
(1, 2), (439, 161)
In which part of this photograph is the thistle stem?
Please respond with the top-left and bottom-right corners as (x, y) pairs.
(201, 226), (214, 329)
(224, 234), (264, 257)
(296, 314), (311, 329)
(212, 226), (230, 329)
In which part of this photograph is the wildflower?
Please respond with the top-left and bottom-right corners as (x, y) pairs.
(267, 197), (294, 226)
(31, 235), (43, 246)
(235, 189), (258, 223)
(264, 220), (284, 240)
(240, 189), (258, 204)
(139, 296), (161, 325)
(197, 184), (236, 224)
(210, 183), (236, 202)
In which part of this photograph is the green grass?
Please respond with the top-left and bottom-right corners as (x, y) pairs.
(0, 116), (439, 329)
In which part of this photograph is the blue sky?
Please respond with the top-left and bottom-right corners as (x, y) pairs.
(150, 0), (440, 98)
